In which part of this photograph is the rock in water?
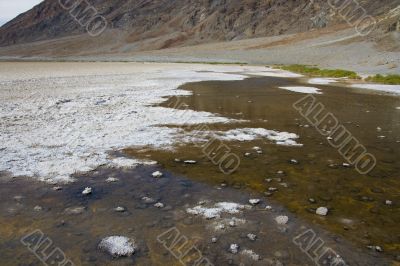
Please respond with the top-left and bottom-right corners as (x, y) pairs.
(316, 207), (328, 216)
(275, 216), (289, 225)
(82, 187), (92, 195)
(98, 236), (136, 257)
(152, 171), (163, 178)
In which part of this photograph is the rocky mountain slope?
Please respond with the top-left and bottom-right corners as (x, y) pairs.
(1, 0), (398, 48)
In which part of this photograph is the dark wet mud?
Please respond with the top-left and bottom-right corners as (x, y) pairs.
(127, 76), (400, 261)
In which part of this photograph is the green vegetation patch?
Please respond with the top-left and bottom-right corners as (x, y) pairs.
(277, 64), (360, 79)
(366, 74), (400, 85)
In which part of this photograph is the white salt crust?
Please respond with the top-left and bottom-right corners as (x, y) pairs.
(0, 64), (303, 183)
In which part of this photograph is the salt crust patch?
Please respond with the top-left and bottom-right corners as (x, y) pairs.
(308, 78), (338, 85)
(98, 236), (136, 257)
(0, 65), (303, 183)
(216, 128), (302, 146)
(187, 202), (245, 219)
(351, 84), (400, 95)
(279, 86), (322, 94)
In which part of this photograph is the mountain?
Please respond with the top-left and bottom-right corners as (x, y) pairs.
(0, 0), (399, 73)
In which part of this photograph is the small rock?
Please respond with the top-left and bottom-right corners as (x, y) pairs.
(211, 237), (218, 243)
(385, 200), (393, 206)
(342, 163), (351, 167)
(174, 158), (181, 162)
(64, 206), (86, 215)
(229, 244), (239, 254)
(106, 177), (119, 183)
(247, 233), (257, 241)
(249, 199), (261, 205)
(114, 207), (126, 212)
(152, 171), (163, 178)
(269, 187), (278, 192)
(265, 178), (272, 183)
(229, 220), (236, 227)
(265, 206), (272, 210)
(53, 186), (63, 191)
(316, 207), (329, 216)
(154, 202), (164, 208)
(309, 198), (316, 204)
(184, 160), (197, 164)
(377, 127), (382, 132)
(142, 197), (156, 204)
(33, 206), (43, 212)
(82, 187), (92, 195)
(275, 216), (289, 225)
(289, 159), (299, 165)
(244, 152), (251, 157)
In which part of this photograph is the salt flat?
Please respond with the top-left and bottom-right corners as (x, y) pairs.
(0, 62), (301, 183)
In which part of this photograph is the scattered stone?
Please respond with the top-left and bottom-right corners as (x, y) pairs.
(327, 137), (333, 140)
(289, 159), (299, 165)
(279, 182), (288, 188)
(106, 177), (119, 183)
(377, 127), (382, 132)
(276, 170), (285, 175)
(316, 207), (329, 216)
(98, 236), (136, 257)
(14, 196), (23, 201)
(309, 198), (316, 204)
(342, 163), (351, 167)
(141, 197), (156, 204)
(269, 187), (278, 192)
(82, 187), (92, 195)
(184, 160), (197, 164)
(368, 246), (383, 252)
(152, 171), (163, 178)
(211, 237), (218, 243)
(244, 152), (251, 157)
(275, 216), (289, 225)
(174, 158), (181, 162)
(265, 178), (272, 183)
(33, 206), (43, 212)
(53, 186), (63, 191)
(114, 207), (126, 212)
(154, 202), (165, 208)
(265, 206), (272, 210)
(229, 220), (236, 227)
(385, 200), (393, 206)
(378, 135), (386, 139)
(229, 244), (239, 254)
(249, 199), (261, 205)
(247, 233), (257, 241)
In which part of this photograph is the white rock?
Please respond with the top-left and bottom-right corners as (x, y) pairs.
(211, 237), (218, 243)
(229, 220), (236, 227)
(275, 215), (289, 225)
(184, 160), (197, 164)
(142, 197), (156, 204)
(230, 244), (239, 254)
(106, 177), (119, 183)
(152, 171), (163, 178)
(82, 187), (92, 195)
(114, 207), (126, 212)
(342, 163), (351, 167)
(53, 186), (63, 191)
(249, 199), (261, 205)
(247, 233), (257, 241)
(154, 202), (164, 208)
(33, 206), (43, 212)
(385, 200), (393, 206)
(98, 236), (136, 257)
(316, 207), (329, 216)
(265, 206), (272, 211)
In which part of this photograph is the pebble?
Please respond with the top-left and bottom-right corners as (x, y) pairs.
(114, 207), (126, 212)
(316, 207), (329, 216)
(269, 187), (278, 192)
(229, 220), (236, 227)
(152, 171), (163, 178)
(247, 233), (257, 241)
(309, 198), (316, 204)
(53, 186), (63, 191)
(265, 206), (272, 210)
(106, 177), (119, 183)
(342, 163), (351, 167)
(154, 202), (165, 208)
(377, 127), (382, 132)
(64, 206), (86, 215)
(211, 237), (218, 243)
(385, 200), (393, 206)
(184, 160), (197, 164)
(244, 152), (251, 157)
(174, 158), (181, 162)
(33, 206), (43, 212)
(229, 244), (239, 254)
(275, 216), (289, 225)
(142, 197), (156, 204)
(265, 178), (272, 183)
(82, 187), (92, 195)
(249, 199), (261, 205)
(289, 159), (299, 165)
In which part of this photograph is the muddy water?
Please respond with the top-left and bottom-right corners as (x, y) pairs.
(0, 165), (391, 266)
(127, 76), (400, 260)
